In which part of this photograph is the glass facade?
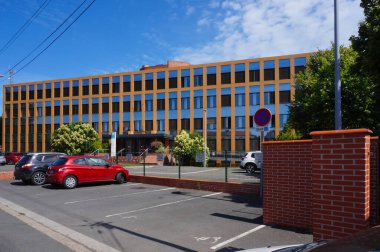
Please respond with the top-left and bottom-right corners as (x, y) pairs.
(2, 54), (308, 154)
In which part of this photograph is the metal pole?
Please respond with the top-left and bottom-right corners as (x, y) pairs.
(203, 109), (207, 168)
(260, 130), (264, 151)
(178, 155), (181, 179)
(224, 150), (228, 182)
(143, 151), (146, 176)
(334, 0), (342, 130)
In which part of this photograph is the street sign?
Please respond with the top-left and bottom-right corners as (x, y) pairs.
(111, 132), (117, 157)
(254, 108), (271, 127)
(196, 153), (205, 163)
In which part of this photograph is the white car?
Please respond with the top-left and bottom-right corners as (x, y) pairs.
(0, 155), (6, 165)
(240, 151), (262, 174)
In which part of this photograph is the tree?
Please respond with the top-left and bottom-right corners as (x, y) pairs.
(287, 45), (376, 138)
(173, 130), (209, 165)
(51, 122), (101, 155)
(350, 0), (380, 129)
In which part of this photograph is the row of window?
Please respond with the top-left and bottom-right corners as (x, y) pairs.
(5, 91), (290, 118)
(5, 58), (306, 102)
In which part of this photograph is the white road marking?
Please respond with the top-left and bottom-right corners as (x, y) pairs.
(64, 187), (175, 204)
(210, 225), (266, 250)
(122, 216), (137, 219)
(0, 196), (120, 252)
(106, 192), (222, 218)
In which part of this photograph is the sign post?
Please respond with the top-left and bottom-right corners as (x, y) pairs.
(111, 132), (116, 157)
(254, 108), (271, 151)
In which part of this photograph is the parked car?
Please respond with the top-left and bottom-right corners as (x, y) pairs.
(5, 152), (23, 165)
(240, 151), (263, 174)
(240, 225), (380, 252)
(14, 152), (66, 185)
(46, 156), (129, 189)
(0, 154), (6, 165)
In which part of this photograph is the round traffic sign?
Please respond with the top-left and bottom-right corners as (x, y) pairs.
(254, 108), (271, 127)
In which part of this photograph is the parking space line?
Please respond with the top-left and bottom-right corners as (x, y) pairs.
(106, 192), (222, 218)
(64, 187), (176, 204)
(210, 225), (266, 250)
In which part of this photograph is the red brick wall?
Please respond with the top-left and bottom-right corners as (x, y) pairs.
(263, 140), (313, 229)
(0, 171), (13, 180)
(370, 137), (379, 225)
(311, 129), (372, 240)
(129, 175), (260, 196)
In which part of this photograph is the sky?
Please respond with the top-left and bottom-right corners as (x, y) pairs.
(0, 0), (364, 113)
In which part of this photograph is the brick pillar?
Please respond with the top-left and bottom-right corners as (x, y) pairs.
(311, 129), (372, 241)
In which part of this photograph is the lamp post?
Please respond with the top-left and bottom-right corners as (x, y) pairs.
(203, 108), (207, 168)
(334, 0), (342, 130)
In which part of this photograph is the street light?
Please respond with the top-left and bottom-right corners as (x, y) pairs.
(203, 108), (207, 168)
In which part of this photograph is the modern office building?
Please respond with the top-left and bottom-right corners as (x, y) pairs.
(2, 53), (309, 154)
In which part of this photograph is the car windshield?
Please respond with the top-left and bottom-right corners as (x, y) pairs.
(52, 158), (67, 166)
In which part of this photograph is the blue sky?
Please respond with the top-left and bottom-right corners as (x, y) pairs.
(0, 0), (364, 112)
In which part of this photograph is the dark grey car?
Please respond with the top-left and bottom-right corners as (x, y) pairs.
(14, 152), (66, 185)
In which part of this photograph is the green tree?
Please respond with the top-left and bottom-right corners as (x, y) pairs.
(287, 45), (376, 138)
(350, 0), (380, 129)
(51, 122), (101, 155)
(276, 123), (302, 140)
(173, 130), (209, 164)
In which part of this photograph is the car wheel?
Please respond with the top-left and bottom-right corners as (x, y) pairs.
(63, 175), (77, 189)
(115, 172), (125, 184)
(245, 163), (257, 174)
(31, 171), (46, 185)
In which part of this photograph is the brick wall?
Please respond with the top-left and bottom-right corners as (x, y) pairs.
(263, 140), (313, 229)
(0, 171), (13, 180)
(370, 137), (379, 225)
(128, 175), (260, 196)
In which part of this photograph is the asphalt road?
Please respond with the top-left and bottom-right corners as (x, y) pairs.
(0, 180), (311, 252)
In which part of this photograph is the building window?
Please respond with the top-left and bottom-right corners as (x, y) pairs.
(157, 119), (165, 132)
(145, 100), (153, 111)
(193, 68), (203, 87)
(92, 122), (99, 132)
(157, 99), (165, 111)
(45, 83), (51, 99)
(82, 79), (89, 95)
(235, 139), (245, 151)
(236, 116), (245, 129)
(181, 119), (190, 131)
(102, 122), (109, 133)
(207, 117), (216, 130)
(37, 84), (43, 99)
(145, 120), (153, 132)
(181, 97), (190, 110)
(102, 98), (109, 114)
(169, 98), (177, 110)
(207, 95), (216, 108)
(279, 90), (291, 103)
(123, 121), (130, 133)
(145, 73), (153, 91)
(194, 118), (203, 130)
(221, 94), (231, 107)
(221, 65), (231, 84)
(280, 114), (288, 128)
(134, 100), (141, 112)
(112, 121), (119, 132)
(72, 100), (79, 115)
(169, 119), (177, 132)
(235, 93), (245, 106)
(112, 76), (120, 93)
(63, 81), (70, 97)
(53, 102), (59, 116)
(54, 82), (60, 98)
(6, 87), (11, 101)
(264, 92), (275, 105)
(92, 99), (99, 114)
(295, 57), (307, 75)
(92, 78), (99, 95)
(82, 99), (89, 115)
(112, 99), (119, 113)
(63, 101), (70, 115)
(207, 66), (216, 85)
(250, 92), (260, 106)
(181, 69), (190, 87)
(235, 63), (245, 83)
(134, 120), (141, 132)
(134, 74), (142, 92)
(123, 75), (131, 92)
(123, 100), (130, 112)
(12, 87), (19, 101)
(249, 62), (260, 82)
(194, 96), (203, 109)
(221, 117), (231, 129)
(169, 70), (177, 89)
(157, 71), (165, 89)
(29, 85), (35, 99)
(20, 86), (27, 100)
(264, 60), (275, 81)
(71, 80), (78, 96)
(101, 77), (109, 94)
(279, 59), (291, 80)
(270, 114), (276, 128)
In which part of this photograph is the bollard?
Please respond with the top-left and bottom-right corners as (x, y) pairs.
(178, 156), (181, 179)
(143, 155), (146, 176)
(224, 150), (228, 182)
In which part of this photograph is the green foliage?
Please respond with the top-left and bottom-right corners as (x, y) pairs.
(101, 142), (110, 151)
(350, 0), (380, 129)
(150, 141), (163, 152)
(173, 130), (209, 164)
(276, 123), (303, 140)
(288, 45), (377, 138)
(155, 145), (165, 154)
(51, 122), (101, 155)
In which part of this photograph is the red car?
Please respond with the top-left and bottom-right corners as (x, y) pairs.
(46, 156), (128, 189)
(5, 152), (23, 165)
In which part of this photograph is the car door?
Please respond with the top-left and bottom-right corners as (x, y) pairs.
(86, 157), (111, 181)
(72, 158), (92, 182)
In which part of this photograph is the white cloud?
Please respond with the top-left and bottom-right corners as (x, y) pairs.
(173, 0), (364, 64)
